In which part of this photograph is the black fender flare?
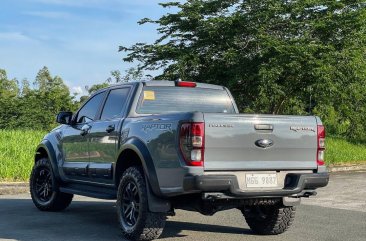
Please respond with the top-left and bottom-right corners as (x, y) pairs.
(35, 140), (61, 182)
(117, 138), (171, 212)
(117, 137), (162, 197)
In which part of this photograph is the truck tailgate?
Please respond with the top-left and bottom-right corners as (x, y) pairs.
(203, 114), (318, 170)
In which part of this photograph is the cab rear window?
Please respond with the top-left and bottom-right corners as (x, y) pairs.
(136, 86), (235, 114)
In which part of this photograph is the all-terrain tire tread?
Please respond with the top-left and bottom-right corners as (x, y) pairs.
(30, 158), (73, 212)
(117, 166), (166, 241)
(242, 205), (296, 235)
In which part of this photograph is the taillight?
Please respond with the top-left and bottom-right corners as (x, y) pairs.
(179, 122), (204, 166)
(317, 125), (326, 166)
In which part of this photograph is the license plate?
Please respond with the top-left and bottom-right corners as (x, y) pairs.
(245, 173), (278, 188)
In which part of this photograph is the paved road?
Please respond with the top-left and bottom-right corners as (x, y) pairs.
(0, 172), (365, 241)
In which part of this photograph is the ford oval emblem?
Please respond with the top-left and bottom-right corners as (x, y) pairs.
(255, 139), (274, 148)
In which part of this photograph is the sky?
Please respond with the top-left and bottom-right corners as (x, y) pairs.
(0, 0), (171, 95)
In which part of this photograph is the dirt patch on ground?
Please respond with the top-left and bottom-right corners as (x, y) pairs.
(328, 164), (366, 172)
(0, 182), (28, 195)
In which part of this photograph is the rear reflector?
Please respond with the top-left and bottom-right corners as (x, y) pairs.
(176, 81), (197, 87)
(191, 149), (202, 161)
(317, 125), (326, 166)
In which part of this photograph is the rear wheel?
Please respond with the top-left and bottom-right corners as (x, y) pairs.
(241, 204), (296, 235)
(117, 166), (166, 241)
(30, 158), (73, 211)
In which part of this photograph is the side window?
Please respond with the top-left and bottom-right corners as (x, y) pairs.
(76, 92), (105, 123)
(100, 88), (130, 120)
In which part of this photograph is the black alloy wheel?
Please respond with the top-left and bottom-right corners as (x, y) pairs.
(30, 158), (73, 211)
(121, 181), (141, 228)
(34, 167), (53, 203)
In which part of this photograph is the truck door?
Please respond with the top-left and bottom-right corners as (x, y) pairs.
(87, 87), (131, 184)
(61, 91), (106, 181)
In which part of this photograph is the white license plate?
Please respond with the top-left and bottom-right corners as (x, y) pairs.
(245, 173), (278, 188)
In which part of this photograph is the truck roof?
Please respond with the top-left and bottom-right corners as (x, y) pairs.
(99, 80), (225, 91)
(143, 80), (224, 90)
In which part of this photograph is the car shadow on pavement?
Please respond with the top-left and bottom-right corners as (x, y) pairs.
(0, 197), (251, 241)
(161, 220), (252, 238)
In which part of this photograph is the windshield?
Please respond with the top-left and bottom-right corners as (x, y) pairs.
(136, 86), (236, 114)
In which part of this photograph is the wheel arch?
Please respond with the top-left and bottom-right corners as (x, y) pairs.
(115, 138), (162, 197)
(35, 140), (61, 181)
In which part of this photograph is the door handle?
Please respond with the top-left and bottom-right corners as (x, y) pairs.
(106, 125), (115, 133)
(80, 124), (91, 136)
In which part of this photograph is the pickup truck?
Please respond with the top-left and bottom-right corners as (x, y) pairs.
(30, 80), (329, 241)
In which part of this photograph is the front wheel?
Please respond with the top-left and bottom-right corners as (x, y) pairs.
(241, 204), (296, 235)
(117, 166), (166, 241)
(30, 158), (73, 211)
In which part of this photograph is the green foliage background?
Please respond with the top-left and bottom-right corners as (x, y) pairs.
(0, 1), (366, 182)
(0, 67), (77, 131)
(121, 0), (366, 142)
(1, 1), (365, 142)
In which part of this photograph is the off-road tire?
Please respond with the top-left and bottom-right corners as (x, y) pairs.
(242, 204), (296, 235)
(117, 166), (166, 241)
(30, 158), (73, 211)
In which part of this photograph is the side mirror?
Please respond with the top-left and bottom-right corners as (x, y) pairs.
(56, 111), (73, 125)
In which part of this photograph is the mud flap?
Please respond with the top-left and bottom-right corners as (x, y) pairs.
(146, 179), (171, 213)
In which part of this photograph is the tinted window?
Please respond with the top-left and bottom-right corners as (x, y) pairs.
(100, 88), (130, 120)
(136, 87), (235, 114)
(76, 92), (105, 123)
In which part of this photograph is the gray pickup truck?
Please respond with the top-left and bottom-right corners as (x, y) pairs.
(30, 80), (329, 241)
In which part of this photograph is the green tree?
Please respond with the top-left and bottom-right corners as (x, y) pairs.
(28, 67), (76, 129)
(119, 67), (150, 82)
(81, 67), (149, 102)
(120, 0), (366, 141)
(0, 69), (19, 98)
(86, 83), (109, 95)
(0, 66), (78, 130)
(0, 69), (21, 129)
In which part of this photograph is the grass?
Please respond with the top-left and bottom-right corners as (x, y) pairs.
(0, 130), (46, 182)
(326, 137), (366, 165)
(0, 130), (365, 181)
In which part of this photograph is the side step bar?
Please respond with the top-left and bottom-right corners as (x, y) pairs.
(60, 184), (117, 200)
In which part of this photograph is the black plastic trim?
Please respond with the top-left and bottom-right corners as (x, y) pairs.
(88, 163), (113, 179)
(60, 183), (117, 199)
(145, 179), (171, 212)
(184, 172), (329, 198)
(116, 138), (163, 197)
(62, 162), (88, 177)
(36, 140), (61, 181)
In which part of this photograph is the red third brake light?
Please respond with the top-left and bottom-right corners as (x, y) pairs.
(317, 125), (326, 166)
(179, 122), (204, 166)
(176, 81), (197, 87)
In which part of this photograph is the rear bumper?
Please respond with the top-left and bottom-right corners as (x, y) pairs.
(183, 172), (329, 198)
